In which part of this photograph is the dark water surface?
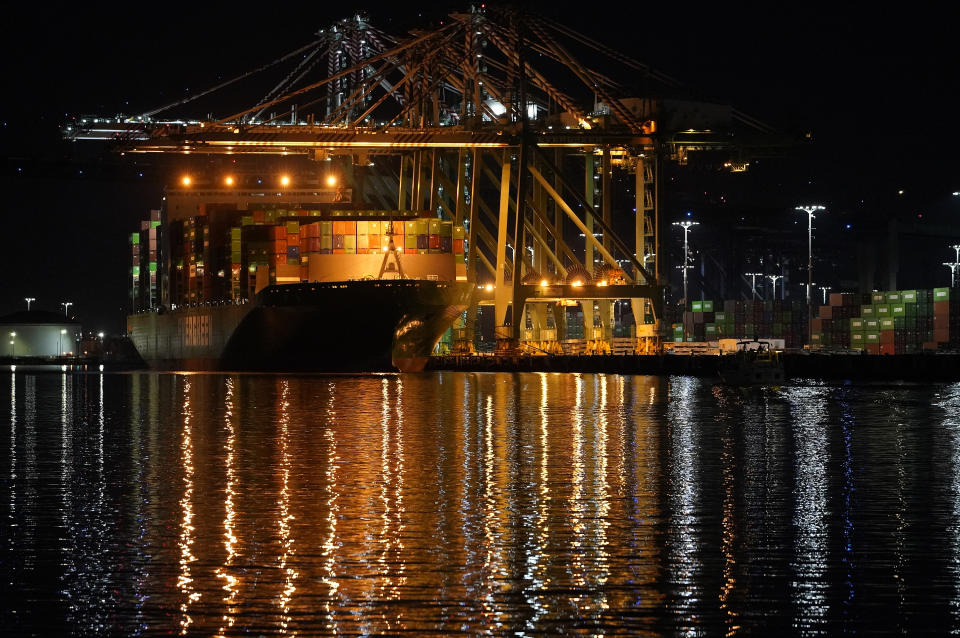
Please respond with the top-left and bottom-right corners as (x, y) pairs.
(3, 372), (960, 636)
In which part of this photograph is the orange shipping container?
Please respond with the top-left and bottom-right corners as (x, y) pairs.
(865, 344), (880, 355)
(287, 234), (299, 248)
(818, 305), (832, 319)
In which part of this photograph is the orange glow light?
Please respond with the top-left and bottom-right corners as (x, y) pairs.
(181, 176), (191, 186)
(325, 175), (337, 187)
(224, 176), (234, 186)
(280, 175), (291, 187)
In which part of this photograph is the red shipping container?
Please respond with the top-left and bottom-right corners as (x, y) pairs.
(428, 235), (441, 250)
(393, 221), (405, 236)
(453, 239), (465, 253)
(880, 330), (895, 344)
(934, 301), (950, 317)
(344, 221), (356, 234)
(253, 210), (265, 223)
(333, 221), (345, 235)
(865, 344), (881, 355)
(287, 234), (299, 248)
(935, 328), (950, 342)
(811, 318), (823, 332)
(879, 343), (895, 355)
(818, 305), (832, 319)
(934, 316), (949, 330)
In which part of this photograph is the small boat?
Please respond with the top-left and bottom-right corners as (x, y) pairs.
(718, 339), (785, 385)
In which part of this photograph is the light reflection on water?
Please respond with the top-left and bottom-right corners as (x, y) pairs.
(4, 373), (960, 634)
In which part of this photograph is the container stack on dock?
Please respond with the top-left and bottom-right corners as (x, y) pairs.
(674, 299), (806, 348)
(811, 292), (859, 350)
(665, 289), (959, 354)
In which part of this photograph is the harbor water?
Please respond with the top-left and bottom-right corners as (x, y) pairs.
(3, 371), (960, 635)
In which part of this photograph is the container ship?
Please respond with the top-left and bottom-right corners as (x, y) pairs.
(128, 182), (472, 372)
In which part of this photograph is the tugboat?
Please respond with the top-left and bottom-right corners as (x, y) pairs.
(718, 339), (785, 385)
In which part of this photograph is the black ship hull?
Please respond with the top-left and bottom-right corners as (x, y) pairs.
(128, 280), (472, 372)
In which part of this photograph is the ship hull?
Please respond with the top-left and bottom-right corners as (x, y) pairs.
(128, 280), (472, 372)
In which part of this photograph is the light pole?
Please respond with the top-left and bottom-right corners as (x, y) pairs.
(803, 281), (817, 304)
(25, 297), (35, 311)
(745, 272), (763, 299)
(673, 221), (698, 303)
(952, 244), (960, 264)
(61, 301), (73, 318)
(767, 274), (783, 301)
(797, 205), (824, 346)
(946, 262), (960, 288)
(820, 285), (832, 305)
(59, 329), (67, 356)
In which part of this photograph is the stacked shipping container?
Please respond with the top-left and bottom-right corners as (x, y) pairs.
(663, 289), (960, 353)
(131, 207), (465, 311)
(674, 299), (806, 348)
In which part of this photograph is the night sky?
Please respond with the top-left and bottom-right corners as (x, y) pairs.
(2, 2), (956, 332)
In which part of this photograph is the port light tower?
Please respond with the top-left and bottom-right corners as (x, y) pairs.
(803, 281), (817, 304)
(946, 262), (960, 287)
(673, 221), (698, 303)
(745, 272), (763, 299)
(25, 297), (35, 311)
(61, 301), (73, 317)
(797, 205), (824, 348)
(820, 285), (831, 305)
(767, 274), (783, 300)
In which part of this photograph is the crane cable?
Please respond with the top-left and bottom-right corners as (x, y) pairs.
(136, 38), (325, 120)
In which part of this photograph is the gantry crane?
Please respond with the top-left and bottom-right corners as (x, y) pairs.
(66, 7), (777, 354)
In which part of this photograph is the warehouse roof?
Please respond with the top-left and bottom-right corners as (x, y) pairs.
(0, 310), (81, 325)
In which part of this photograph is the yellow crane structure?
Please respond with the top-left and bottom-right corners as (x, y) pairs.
(66, 8), (775, 355)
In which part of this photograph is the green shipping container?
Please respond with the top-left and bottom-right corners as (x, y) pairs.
(714, 311), (726, 322)
(892, 304), (906, 317)
(691, 301), (703, 312)
(703, 300), (714, 312)
(705, 324), (717, 336)
(851, 333), (865, 345)
(861, 305), (875, 316)
(876, 304), (891, 316)
(886, 292), (900, 302)
(865, 319), (880, 332)
(850, 318), (865, 331)
(880, 318), (895, 330)
(872, 292), (885, 303)
(934, 288), (951, 301)
(131, 233), (140, 244)
(865, 333), (880, 343)
(901, 290), (917, 303)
